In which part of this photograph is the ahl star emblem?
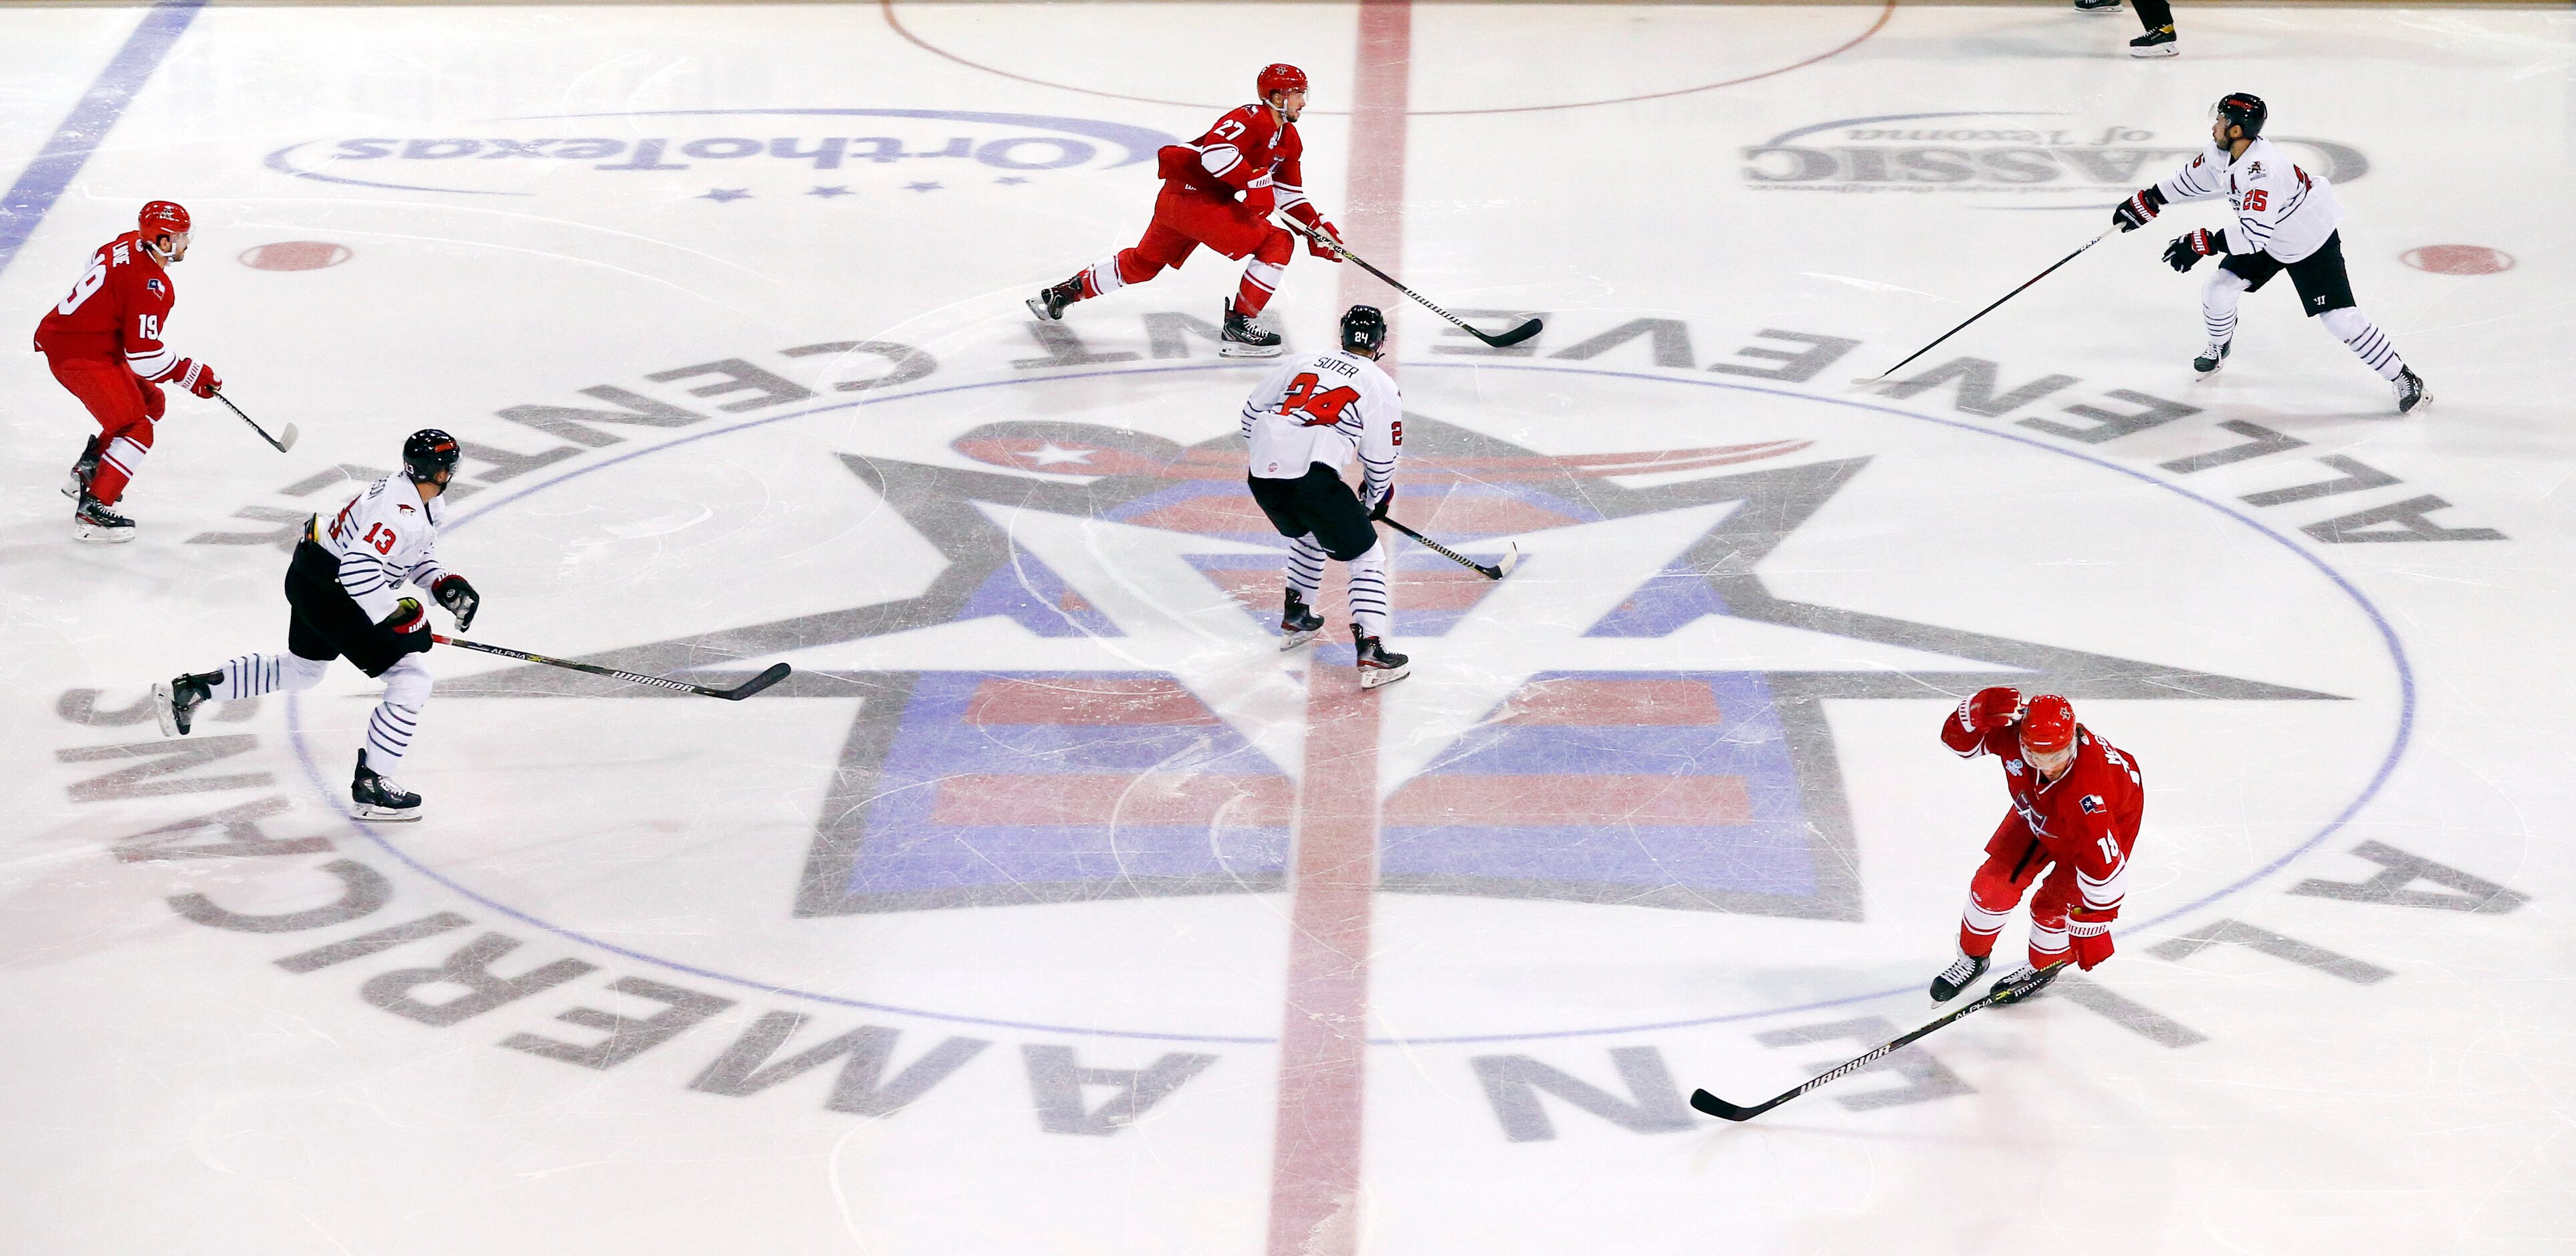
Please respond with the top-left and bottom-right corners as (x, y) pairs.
(453, 413), (2335, 921)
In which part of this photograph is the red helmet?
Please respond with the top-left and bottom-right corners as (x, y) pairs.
(1257, 63), (1309, 102)
(137, 199), (190, 243)
(2018, 694), (2077, 756)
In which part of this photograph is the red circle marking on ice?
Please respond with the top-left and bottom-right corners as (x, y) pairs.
(2401, 245), (2514, 276)
(878, 0), (1895, 116)
(239, 241), (352, 271)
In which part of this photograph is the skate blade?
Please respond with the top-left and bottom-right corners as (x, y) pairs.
(76, 523), (135, 544)
(1219, 342), (1287, 359)
(1279, 627), (1321, 651)
(1024, 296), (1061, 323)
(2129, 43), (2179, 57)
(1358, 661), (1412, 690)
(352, 803), (423, 823)
(151, 682), (183, 738)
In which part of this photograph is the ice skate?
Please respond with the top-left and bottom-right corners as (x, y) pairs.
(74, 495), (134, 544)
(2129, 25), (2178, 56)
(1220, 299), (1285, 359)
(1353, 627), (1410, 690)
(2193, 338), (2231, 375)
(63, 435), (100, 502)
(352, 751), (423, 822)
(2072, 0), (2121, 11)
(153, 670), (221, 737)
(1025, 276), (1081, 323)
(1279, 588), (1325, 651)
(1929, 951), (1991, 1003)
(2394, 367), (2431, 415)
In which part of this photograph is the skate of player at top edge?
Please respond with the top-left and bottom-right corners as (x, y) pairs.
(1025, 62), (1348, 360)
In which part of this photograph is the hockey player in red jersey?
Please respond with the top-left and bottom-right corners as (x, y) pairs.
(1927, 688), (2145, 1003)
(33, 200), (223, 542)
(1025, 63), (1345, 358)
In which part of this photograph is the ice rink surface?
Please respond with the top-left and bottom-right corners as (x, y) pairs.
(1, 1), (2571, 1252)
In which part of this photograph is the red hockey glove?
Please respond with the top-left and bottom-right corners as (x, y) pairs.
(431, 574), (480, 632)
(2163, 229), (2222, 273)
(1305, 219), (1346, 261)
(2111, 186), (2165, 233)
(1242, 183), (1278, 217)
(1963, 686), (2022, 733)
(169, 358), (221, 399)
(2068, 907), (2117, 970)
(381, 599), (427, 638)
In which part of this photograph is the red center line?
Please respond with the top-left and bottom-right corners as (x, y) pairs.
(1263, 4), (1411, 1253)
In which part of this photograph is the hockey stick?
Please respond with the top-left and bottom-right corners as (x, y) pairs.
(431, 634), (792, 700)
(1381, 516), (1519, 581)
(1287, 221), (1542, 349)
(212, 392), (299, 453)
(1849, 228), (2115, 387)
(1688, 963), (2065, 1122)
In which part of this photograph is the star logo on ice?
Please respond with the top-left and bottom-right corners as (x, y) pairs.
(457, 414), (2335, 920)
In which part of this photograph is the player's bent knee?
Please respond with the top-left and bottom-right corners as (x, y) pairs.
(2318, 306), (2367, 338)
(1255, 227), (1293, 266)
(382, 656), (433, 708)
(1968, 860), (2026, 911)
(1116, 249), (1164, 286)
(281, 654), (331, 692)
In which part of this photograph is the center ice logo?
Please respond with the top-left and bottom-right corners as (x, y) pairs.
(265, 108), (1180, 197)
(578, 415), (2327, 923)
(1741, 110), (2368, 201)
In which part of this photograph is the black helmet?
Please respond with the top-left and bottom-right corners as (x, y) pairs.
(1339, 304), (1386, 355)
(2214, 92), (2267, 140)
(403, 428), (461, 484)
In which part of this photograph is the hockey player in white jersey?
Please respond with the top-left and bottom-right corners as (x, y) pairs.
(152, 430), (481, 821)
(2112, 92), (2430, 413)
(1241, 304), (1409, 688)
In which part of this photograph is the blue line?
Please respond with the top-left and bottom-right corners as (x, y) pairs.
(0, 0), (205, 280)
(285, 359), (2412, 1046)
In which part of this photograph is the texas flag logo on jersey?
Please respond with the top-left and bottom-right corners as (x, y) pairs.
(2082, 794), (2106, 815)
(145, 278), (164, 294)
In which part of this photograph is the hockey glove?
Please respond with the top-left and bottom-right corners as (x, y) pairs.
(169, 358), (221, 400)
(1242, 182), (1279, 217)
(1305, 220), (1347, 261)
(432, 574), (480, 631)
(379, 597), (434, 654)
(2162, 229), (2222, 273)
(2068, 907), (2117, 970)
(1368, 482), (1395, 521)
(2111, 186), (2166, 233)
(1963, 686), (2022, 734)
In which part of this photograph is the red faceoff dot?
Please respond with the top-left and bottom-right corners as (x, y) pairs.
(238, 241), (352, 271)
(2401, 245), (2514, 276)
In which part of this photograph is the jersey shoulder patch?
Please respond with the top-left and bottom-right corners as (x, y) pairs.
(2080, 794), (2105, 815)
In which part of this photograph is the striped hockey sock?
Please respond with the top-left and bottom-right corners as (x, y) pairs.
(1348, 540), (1392, 638)
(1287, 535), (1327, 600)
(2321, 306), (2405, 381)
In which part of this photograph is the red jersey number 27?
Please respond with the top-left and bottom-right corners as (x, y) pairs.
(1278, 373), (1361, 429)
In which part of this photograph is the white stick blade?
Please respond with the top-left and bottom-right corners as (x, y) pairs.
(276, 423), (301, 452)
(1495, 542), (1521, 577)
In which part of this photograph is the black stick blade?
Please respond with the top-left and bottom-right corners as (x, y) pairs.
(1481, 318), (1543, 348)
(1689, 1088), (1761, 1122)
(721, 662), (793, 700)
